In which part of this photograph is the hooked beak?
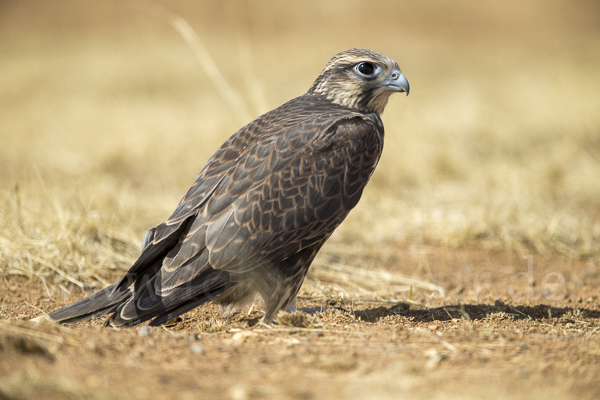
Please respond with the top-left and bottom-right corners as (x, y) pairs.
(382, 69), (410, 96)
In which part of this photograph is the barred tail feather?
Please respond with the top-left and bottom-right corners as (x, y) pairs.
(108, 270), (232, 327)
(48, 283), (131, 324)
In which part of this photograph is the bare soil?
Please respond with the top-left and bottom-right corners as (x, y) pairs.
(2, 247), (599, 400)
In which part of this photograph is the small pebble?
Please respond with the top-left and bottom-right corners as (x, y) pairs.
(138, 326), (149, 336)
(190, 344), (204, 354)
(566, 323), (577, 328)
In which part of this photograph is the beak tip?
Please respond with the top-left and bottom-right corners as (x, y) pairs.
(396, 72), (409, 97)
(383, 71), (410, 96)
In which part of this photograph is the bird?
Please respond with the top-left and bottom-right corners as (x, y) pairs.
(46, 48), (409, 327)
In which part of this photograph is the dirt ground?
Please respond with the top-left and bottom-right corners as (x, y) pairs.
(2, 247), (599, 400)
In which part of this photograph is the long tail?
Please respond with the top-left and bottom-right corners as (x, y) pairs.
(48, 283), (131, 324)
(108, 269), (233, 327)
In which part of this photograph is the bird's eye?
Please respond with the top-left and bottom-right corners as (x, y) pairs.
(355, 62), (377, 77)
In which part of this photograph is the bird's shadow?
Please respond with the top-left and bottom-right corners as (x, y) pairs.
(233, 302), (599, 327)
(350, 301), (600, 323)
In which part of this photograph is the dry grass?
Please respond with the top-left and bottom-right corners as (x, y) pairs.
(1, 1), (600, 305)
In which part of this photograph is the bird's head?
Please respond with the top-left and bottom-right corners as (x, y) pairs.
(309, 48), (409, 115)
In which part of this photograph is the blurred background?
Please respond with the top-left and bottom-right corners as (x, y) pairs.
(1, 0), (600, 286)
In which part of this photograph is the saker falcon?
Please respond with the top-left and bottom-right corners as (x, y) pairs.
(46, 48), (409, 327)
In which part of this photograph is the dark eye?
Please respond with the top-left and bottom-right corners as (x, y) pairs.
(356, 62), (376, 77)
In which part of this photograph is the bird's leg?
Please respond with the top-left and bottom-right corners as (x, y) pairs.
(262, 286), (298, 323)
(283, 296), (297, 312)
